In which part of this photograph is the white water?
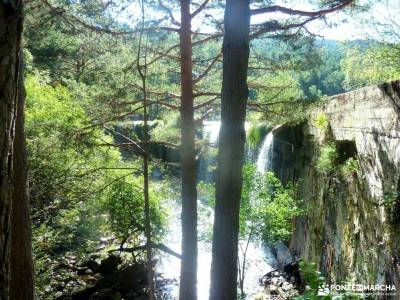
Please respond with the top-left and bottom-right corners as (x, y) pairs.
(156, 201), (214, 300)
(256, 132), (274, 174)
(203, 121), (221, 146)
(156, 125), (277, 300)
(202, 121), (251, 146)
(156, 201), (275, 300)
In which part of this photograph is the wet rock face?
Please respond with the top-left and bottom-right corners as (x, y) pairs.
(270, 124), (304, 186)
(283, 82), (400, 293)
(256, 264), (300, 299)
(272, 243), (294, 268)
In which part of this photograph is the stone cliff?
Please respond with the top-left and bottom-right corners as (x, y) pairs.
(271, 81), (400, 296)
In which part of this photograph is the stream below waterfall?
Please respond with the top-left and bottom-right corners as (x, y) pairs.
(155, 200), (277, 300)
(155, 124), (278, 300)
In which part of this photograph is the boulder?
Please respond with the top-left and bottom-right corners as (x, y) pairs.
(272, 242), (293, 267)
(97, 255), (121, 276)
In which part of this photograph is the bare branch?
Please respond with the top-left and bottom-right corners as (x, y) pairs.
(193, 91), (220, 98)
(103, 126), (146, 154)
(158, 0), (181, 27)
(195, 108), (216, 123)
(250, 0), (354, 17)
(109, 242), (182, 259)
(193, 49), (222, 85)
(250, 17), (318, 40)
(193, 96), (219, 110)
(191, 0), (210, 19)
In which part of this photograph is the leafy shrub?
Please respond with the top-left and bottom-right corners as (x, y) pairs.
(103, 179), (167, 242)
(340, 157), (359, 177)
(25, 75), (118, 212)
(316, 143), (338, 173)
(295, 260), (329, 299)
(295, 260), (363, 300)
(240, 164), (304, 244)
(27, 75), (167, 295)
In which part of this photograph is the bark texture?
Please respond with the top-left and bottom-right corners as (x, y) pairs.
(10, 55), (34, 300)
(179, 0), (198, 299)
(0, 1), (24, 299)
(209, 0), (250, 299)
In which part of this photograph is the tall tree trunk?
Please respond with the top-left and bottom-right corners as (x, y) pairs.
(136, 1), (154, 298)
(143, 97), (154, 300)
(179, 0), (198, 299)
(0, 1), (24, 298)
(209, 0), (250, 299)
(10, 54), (34, 300)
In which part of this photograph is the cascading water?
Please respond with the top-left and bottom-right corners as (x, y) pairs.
(156, 122), (276, 300)
(202, 121), (221, 146)
(256, 132), (274, 174)
(198, 121), (220, 183)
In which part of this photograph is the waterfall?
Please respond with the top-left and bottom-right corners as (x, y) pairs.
(156, 121), (275, 299)
(203, 121), (220, 146)
(203, 121), (250, 146)
(256, 132), (274, 173)
(198, 121), (220, 182)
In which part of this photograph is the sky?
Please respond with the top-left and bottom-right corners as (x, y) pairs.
(250, 0), (396, 41)
(119, 0), (398, 42)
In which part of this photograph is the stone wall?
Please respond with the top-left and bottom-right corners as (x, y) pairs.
(281, 81), (400, 297)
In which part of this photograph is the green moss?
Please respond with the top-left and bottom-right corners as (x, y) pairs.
(314, 113), (329, 131)
(247, 123), (271, 149)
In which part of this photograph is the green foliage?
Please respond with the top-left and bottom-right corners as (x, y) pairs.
(197, 181), (216, 242)
(314, 113), (329, 131)
(383, 189), (400, 226)
(103, 179), (166, 241)
(26, 74), (167, 295)
(240, 164), (304, 244)
(254, 71), (307, 124)
(299, 41), (346, 99)
(247, 37), (324, 125)
(26, 75), (120, 212)
(151, 110), (181, 144)
(316, 143), (338, 174)
(295, 260), (363, 300)
(198, 181), (215, 205)
(300, 260), (324, 291)
(340, 158), (360, 177)
(342, 43), (400, 90)
(294, 260), (329, 300)
(247, 123), (271, 150)
(26, 75), (88, 138)
(383, 191), (399, 208)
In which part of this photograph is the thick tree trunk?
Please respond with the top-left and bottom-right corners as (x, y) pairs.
(0, 1), (24, 299)
(179, 1), (198, 299)
(209, 0), (250, 299)
(10, 55), (34, 300)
